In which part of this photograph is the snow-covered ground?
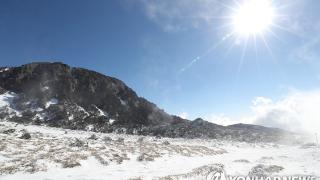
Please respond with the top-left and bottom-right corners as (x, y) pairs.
(0, 120), (319, 180)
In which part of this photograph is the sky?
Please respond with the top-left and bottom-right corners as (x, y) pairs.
(0, 0), (319, 133)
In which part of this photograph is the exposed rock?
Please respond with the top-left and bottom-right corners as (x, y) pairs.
(0, 86), (6, 94)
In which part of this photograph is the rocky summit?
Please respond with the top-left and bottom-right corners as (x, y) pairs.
(0, 62), (293, 142)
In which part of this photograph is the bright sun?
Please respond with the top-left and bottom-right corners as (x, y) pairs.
(231, 0), (276, 36)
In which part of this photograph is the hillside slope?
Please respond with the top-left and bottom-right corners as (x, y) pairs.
(0, 62), (293, 142)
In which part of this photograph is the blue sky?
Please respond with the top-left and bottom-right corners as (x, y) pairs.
(0, 0), (319, 130)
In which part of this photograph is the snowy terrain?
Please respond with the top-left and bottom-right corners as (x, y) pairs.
(0, 120), (319, 180)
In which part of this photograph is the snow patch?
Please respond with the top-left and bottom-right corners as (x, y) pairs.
(109, 119), (115, 124)
(68, 114), (74, 120)
(0, 92), (15, 108)
(34, 112), (46, 120)
(95, 106), (108, 117)
(0, 154), (9, 162)
(0, 121), (320, 179)
(45, 98), (58, 108)
(41, 86), (50, 91)
(86, 125), (94, 131)
(76, 104), (90, 117)
(119, 98), (127, 106)
(0, 92), (22, 118)
(30, 105), (44, 112)
(0, 67), (10, 73)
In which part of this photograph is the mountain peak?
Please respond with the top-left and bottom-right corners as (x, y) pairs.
(0, 62), (293, 142)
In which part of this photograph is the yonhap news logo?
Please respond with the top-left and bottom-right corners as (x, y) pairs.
(206, 170), (317, 180)
(206, 170), (228, 180)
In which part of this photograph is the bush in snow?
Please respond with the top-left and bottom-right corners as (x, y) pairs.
(233, 159), (250, 163)
(260, 156), (274, 160)
(116, 137), (124, 144)
(163, 140), (170, 145)
(19, 131), (31, 140)
(300, 143), (317, 149)
(249, 164), (284, 177)
(137, 137), (144, 143)
(2, 129), (15, 134)
(136, 153), (154, 162)
(70, 138), (86, 147)
(88, 134), (98, 140)
(94, 154), (109, 166)
(103, 136), (112, 143)
(62, 159), (81, 168)
(0, 144), (6, 151)
(112, 154), (124, 164)
(136, 154), (144, 162)
(128, 177), (143, 180)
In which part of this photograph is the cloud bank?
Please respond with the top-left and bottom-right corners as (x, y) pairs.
(207, 90), (320, 134)
(249, 90), (320, 133)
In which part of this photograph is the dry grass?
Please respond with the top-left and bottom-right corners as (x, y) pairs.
(156, 164), (224, 180)
(0, 124), (226, 175)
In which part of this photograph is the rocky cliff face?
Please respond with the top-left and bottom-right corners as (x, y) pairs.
(0, 62), (294, 143)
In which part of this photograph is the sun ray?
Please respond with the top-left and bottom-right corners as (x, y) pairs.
(271, 23), (300, 37)
(265, 28), (285, 44)
(214, 0), (241, 13)
(260, 33), (275, 59)
(237, 36), (249, 74)
(223, 32), (238, 58)
(179, 32), (234, 73)
(253, 34), (258, 60)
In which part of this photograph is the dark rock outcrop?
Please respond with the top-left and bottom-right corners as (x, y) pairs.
(0, 86), (6, 94)
(0, 62), (294, 143)
(0, 62), (171, 131)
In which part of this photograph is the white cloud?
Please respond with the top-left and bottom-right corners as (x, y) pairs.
(137, 0), (223, 32)
(178, 112), (189, 119)
(202, 90), (320, 134)
(293, 36), (320, 63)
(244, 90), (320, 133)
